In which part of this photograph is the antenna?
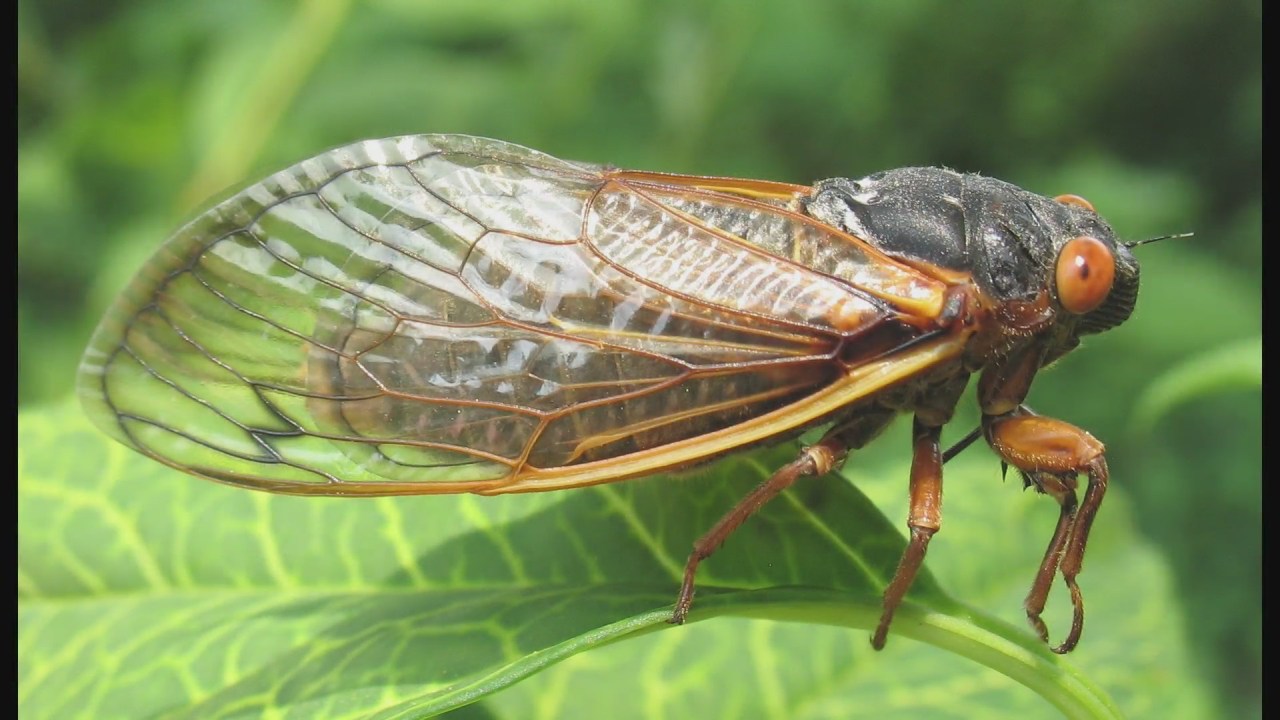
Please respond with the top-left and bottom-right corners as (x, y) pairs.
(1124, 231), (1194, 249)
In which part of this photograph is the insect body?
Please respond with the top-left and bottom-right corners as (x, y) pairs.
(78, 135), (1140, 653)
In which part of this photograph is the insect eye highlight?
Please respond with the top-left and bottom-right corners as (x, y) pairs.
(1054, 194), (1096, 212)
(1055, 236), (1115, 315)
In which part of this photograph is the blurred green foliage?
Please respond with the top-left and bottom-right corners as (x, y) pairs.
(18, 0), (1259, 717)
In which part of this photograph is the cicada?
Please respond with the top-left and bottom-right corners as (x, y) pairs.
(79, 135), (1144, 653)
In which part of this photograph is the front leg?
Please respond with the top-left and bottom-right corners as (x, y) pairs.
(984, 407), (1108, 654)
(977, 341), (1108, 653)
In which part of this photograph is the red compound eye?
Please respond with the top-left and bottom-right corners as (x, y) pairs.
(1054, 194), (1095, 212)
(1055, 236), (1115, 315)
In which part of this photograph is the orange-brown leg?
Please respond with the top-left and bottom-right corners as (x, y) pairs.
(1018, 470), (1078, 644)
(985, 409), (1108, 653)
(872, 417), (944, 649)
(669, 435), (846, 625)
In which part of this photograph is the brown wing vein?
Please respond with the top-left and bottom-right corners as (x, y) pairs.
(620, 180), (893, 318)
(127, 301), (521, 468)
(580, 180), (852, 338)
(393, 166), (830, 350)
(560, 377), (826, 464)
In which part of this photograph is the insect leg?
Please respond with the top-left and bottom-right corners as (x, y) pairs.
(669, 433), (848, 625)
(871, 417), (943, 650)
(871, 372), (968, 649)
(1016, 469), (1079, 644)
(984, 408), (1108, 653)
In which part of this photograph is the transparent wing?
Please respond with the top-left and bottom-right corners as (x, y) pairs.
(78, 135), (953, 495)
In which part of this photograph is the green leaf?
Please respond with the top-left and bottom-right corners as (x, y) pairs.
(20, 400), (1210, 718)
(1131, 336), (1262, 432)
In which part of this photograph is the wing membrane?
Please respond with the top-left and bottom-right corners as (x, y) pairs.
(78, 135), (954, 495)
